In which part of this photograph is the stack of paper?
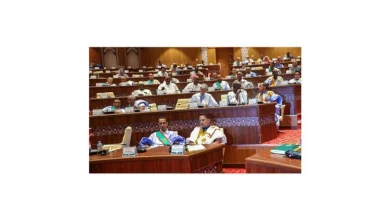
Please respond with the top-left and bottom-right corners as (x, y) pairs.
(187, 145), (206, 152)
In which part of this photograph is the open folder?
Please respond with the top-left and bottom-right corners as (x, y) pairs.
(102, 127), (132, 151)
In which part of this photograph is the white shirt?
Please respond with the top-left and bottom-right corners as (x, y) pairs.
(171, 78), (180, 84)
(289, 78), (301, 84)
(227, 89), (248, 105)
(212, 81), (230, 90)
(147, 130), (178, 148)
(135, 89), (152, 96)
(157, 71), (168, 77)
(118, 81), (135, 86)
(234, 79), (254, 88)
(188, 126), (227, 144)
(158, 82), (181, 94)
(190, 93), (219, 107)
(183, 83), (201, 92)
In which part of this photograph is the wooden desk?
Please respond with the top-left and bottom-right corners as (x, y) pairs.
(245, 146), (301, 173)
(89, 74), (296, 98)
(89, 74), (193, 86)
(89, 104), (277, 146)
(89, 143), (224, 173)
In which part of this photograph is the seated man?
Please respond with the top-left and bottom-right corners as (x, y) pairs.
(134, 84), (153, 96)
(229, 68), (238, 78)
(183, 63), (193, 70)
(255, 82), (283, 126)
(170, 63), (178, 71)
(289, 59), (301, 73)
(118, 76), (135, 86)
(190, 84), (219, 107)
(187, 114), (227, 144)
(244, 67), (257, 77)
(140, 117), (185, 149)
(115, 68), (129, 78)
(103, 77), (116, 86)
(289, 71), (301, 84)
(274, 59), (284, 69)
(227, 81), (248, 105)
(265, 62), (281, 76)
(102, 99), (125, 113)
(233, 57), (241, 66)
(233, 72), (254, 88)
(127, 95), (149, 111)
(167, 72), (180, 83)
(183, 78), (201, 92)
(157, 76), (181, 94)
(243, 55), (254, 64)
(145, 73), (160, 85)
(212, 74), (230, 90)
(208, 72), (218, 80)
(90, 61), (103, 70)
(189, 67), (204, 80)
(265, 69), (284, 86)
(285, 52), (293, 59)
(156, 66), (168, 77)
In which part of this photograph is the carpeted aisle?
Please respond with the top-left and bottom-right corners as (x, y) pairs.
(223, 129), (301, 174)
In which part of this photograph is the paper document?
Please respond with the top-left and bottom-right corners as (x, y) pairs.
(187, 145), (206, 152)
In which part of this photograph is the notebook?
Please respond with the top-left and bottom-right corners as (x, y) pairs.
(270, 144), (300, 155)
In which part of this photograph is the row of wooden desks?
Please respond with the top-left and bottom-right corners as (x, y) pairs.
(89, 144), (301, 173)
(89, 104), (278, 147)
(89, 84), (301, 116)
(89, 74), (296, 98)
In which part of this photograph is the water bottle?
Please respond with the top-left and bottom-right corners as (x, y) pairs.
(97, 141), (103, 151)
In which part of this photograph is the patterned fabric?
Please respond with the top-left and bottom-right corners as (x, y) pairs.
(201, 47), (208, 65)
(188, 126), (227, 144)
(241, 47), (248, 60)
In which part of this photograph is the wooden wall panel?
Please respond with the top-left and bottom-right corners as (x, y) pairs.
(233, 47), (242, 61)
(140, 47), (202, 67)
(248, 47), (301, 60)
(216, 47), (233, 77)
(89, 47), (102, 65)
(207, 48), (216, 64)
(117, 48), (125, 67)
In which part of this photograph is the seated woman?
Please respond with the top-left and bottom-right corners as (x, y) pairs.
(187, 114), (227, 144)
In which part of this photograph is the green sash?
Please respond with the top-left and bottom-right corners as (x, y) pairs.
(148, 80), (152, 84)
(215, 81), (223, 90)
(156, 131), (171, 145)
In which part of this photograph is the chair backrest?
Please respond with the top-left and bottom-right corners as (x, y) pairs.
(280, 104), (286, 122)
(221, 95), (227, 102)
(175, 99), (190, 110)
